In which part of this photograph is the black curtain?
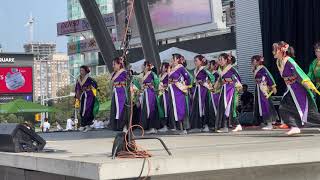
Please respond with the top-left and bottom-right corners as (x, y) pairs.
(259, 0), (320, 94)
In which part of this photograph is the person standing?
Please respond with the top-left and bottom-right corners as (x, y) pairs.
(307, 42), (320, 111)
(75, 66), (98, 132)
(158, 62), (171, 133)
(110, 57), (128, 132)
(168, 54), (191, 134)
(273, 41), (320, 135)
(140, 61), (161, 134)
(215, 53), (243, 133)
(189, 55), (211, 132)
(181, 56), (194, 131)
(206, 60), (220, 129)
(251, 55), (278, 130)
(43, 118), (51, 132)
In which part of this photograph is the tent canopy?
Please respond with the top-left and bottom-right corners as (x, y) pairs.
(130, 47), (201, 72)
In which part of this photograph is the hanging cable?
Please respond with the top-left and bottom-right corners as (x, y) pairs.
(120, 0), (136, 58)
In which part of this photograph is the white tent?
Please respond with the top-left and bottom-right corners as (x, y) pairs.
(130, 47), (200, 72)
(203, 50), (237, 61)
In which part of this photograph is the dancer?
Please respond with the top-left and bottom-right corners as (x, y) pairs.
(215, 53), (243, 133)
(75, 65), (98, 132)
(189, 55), (212, 132)
(109, 58), (128, 131)
(140, 61), (160, 134)
(168, 53), (191, 134)
(251, 55), (278, 130)
(206, 60), (220, 129)
(158, 62), (170, 132)
(130, 70), (142, 126)
(307, 42), (320, 111)
(273, 41), (320, 135)
(181, 56), (194, 124)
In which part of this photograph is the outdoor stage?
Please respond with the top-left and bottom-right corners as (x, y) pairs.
(1, 129), (320, 180)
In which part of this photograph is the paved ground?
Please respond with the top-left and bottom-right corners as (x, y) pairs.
(1, 128), (320, 179)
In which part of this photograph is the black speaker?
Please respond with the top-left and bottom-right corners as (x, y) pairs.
(0, 123), (46, 153)
(239, 112), (259, 126)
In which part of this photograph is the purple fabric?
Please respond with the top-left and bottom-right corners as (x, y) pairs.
(81, 90), (94, 118)
(161, 74), (170, 117)
(260, 67), (275, 87)
(75, 77), (96, 122)
(282, 61), (308, 116)
(255, 67), (272, 117)
(220, 67), (241, 117)
(112, 71), (127, 120)
(169, 66), (190, 121)
(193, 69), (208, 115)
(162, 73), (169, 85)
(142, 72), (156, 119)
(143, 72), (153, 83)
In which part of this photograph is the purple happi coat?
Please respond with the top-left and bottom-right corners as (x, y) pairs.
(160, 73), (170, 118)
(278, 58), (320, 128)
(190, 66), (210, 129)
(254, 65), (276, 118)
(220, 65), (241, 117)
(192, 66), (209, 117)
(110, 69), (127, 130)
(142, 71), (157, 119)
(280, 59), (309, 123)
(140, 71), (160, 129)
(112, 69), (127, 119)
(75, 74), (97, 126)
(168, 64), (191, 122)
(215, 64), (242, 129)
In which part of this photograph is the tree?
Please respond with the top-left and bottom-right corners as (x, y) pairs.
(95, 73), (113, 102)
(52, 73), (113, 123)
(6, 114), (24, 123)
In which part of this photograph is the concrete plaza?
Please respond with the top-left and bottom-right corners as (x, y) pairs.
(0, 129), (320, 180)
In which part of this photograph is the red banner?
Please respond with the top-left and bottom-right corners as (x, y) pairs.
(0, 67), (33, 94)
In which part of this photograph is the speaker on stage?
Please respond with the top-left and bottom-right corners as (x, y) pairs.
(239, 112), (259, 126)
(0, 123), (46, 153)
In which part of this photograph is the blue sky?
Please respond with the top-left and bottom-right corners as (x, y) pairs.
(0, 0), (67, 52)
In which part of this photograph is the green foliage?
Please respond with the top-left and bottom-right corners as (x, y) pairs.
(0, 114), (24, 124)
(95, 73), (113, 102)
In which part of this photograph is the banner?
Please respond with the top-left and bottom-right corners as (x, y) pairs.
(67, 35), (117, 55)
(68, 39), (99, 55)
(57, 13), (115, 36)
(0, 67), (33, 94)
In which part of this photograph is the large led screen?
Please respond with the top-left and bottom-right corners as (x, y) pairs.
(114, 0), (213, 41)
(0, 67), (33, 94)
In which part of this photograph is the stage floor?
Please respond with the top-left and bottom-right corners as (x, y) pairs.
(1, 129), (320, 179)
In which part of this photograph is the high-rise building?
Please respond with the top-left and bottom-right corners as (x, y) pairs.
(23, 42), (59, 101)
(23, 42), (56, 61)
(67, 0), (113, 83)
(33, 53), (69, 100)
